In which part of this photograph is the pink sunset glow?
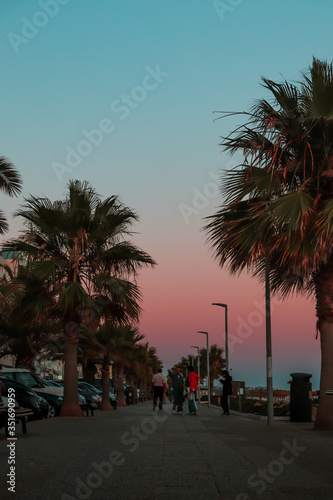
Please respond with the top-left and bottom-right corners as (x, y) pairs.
(0, 0), (327, 394)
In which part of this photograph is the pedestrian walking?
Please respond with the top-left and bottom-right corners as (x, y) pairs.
(166, 386), (173, 402)
(168, 367), (184, 414)
(152, 368), (167, 410)
(219, 369), (233, 415)
(186, 365), (200, 415)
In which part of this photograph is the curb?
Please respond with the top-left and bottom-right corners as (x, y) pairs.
(208, 404), (290, 421)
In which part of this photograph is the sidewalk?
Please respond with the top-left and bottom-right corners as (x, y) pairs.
(1, 400), (333, 500)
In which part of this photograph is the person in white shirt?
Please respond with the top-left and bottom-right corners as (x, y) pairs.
(152, 369), (167, 411)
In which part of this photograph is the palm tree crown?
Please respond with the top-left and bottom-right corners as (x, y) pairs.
(7, 180), (155, 416)
(204, 58), (333, 430)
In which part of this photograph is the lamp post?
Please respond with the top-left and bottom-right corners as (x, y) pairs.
(191, 345), (200, 404)
(212, 303), (229, 372)
(265, 256), (274, 425)
(197, 331), (210, 407)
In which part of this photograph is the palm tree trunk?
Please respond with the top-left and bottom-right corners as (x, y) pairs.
(100, 355), (112, 411)
(60, 337), (83, 417)
(117, 361), (126, 406)
(128, 376), (138, 404)
(82, 358), (96, 385)
(133, 381), (139, 404)
(144, 379), (149, 401)
(314, 321), (333, 430)
(313, 264), (333, 429)
(139, 380), (144, 401)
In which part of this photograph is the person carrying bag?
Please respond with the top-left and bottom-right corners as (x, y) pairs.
(187, 365), (200, 415)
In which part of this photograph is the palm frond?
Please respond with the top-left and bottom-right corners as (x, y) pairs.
(204, 57), (333, 301)
(0, 157), (22, 196)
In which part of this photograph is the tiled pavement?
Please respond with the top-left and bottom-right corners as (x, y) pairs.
(1, 401), (333, 500)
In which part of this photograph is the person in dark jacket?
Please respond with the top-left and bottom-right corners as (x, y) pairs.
(168, 367), (184, 414)
(219, 370), (232, 415)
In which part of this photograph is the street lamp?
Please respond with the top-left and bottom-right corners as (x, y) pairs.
(197, 331), (210, 407)
(191, 345), (200, 404)
(212, 303), (229, 372)
(265, 256), (274, 425)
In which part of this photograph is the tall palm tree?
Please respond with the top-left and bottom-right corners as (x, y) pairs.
(107, 324), (145, 407)
(204, 58), (333, 430)
(141, 345), (163, 400)
(8, 180), (155, 416)
(132, 344), (162, 401)
(0, 156), (22, 234)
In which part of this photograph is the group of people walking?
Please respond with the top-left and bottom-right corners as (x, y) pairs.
(151, 365), (232, 416)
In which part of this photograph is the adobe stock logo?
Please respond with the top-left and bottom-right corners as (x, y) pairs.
(7, 0), (71, 54)
(178, 162), (237, 225)
(213, 0), (245, 23)
(236, 438), (307, 499)
(51, 65), (169, 182)
(61, 410), (169, 499)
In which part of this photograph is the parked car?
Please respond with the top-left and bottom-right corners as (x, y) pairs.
(36, 378), (87, 416)
(54, 380), (101, 408)
(1, 368), (86, 417)
(0, 376), (48, 420)
(42, 380), (63, 388)
(79, 380), (117, 405)
(37, 395), (50, 419)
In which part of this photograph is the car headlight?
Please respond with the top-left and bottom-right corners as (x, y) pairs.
(57, 397), (63, 402)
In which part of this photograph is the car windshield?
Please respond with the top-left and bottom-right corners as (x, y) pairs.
(79, 382), (99, 393)
(46, 381), (62, 387)
(3, 372), (40, 389)
(1, 377), (34, 393)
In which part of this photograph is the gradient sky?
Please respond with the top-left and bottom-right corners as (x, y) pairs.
(1, 0), (332, 389)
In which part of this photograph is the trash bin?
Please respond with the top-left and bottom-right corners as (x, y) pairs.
(125, 387), (134, 405)
(290, 373), (312, 422)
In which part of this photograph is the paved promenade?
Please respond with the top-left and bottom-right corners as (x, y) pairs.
(1, 401), (333, 500)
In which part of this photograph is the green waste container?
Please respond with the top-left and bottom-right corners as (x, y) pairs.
(290, 373), (312, 422)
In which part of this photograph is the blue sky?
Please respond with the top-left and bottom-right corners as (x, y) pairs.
(1, 0), (332, 389)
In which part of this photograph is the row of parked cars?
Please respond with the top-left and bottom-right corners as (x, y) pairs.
(0, 367), (118, 420)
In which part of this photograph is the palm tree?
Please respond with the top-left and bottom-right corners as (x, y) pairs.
(170, 356), (191, 374)
(0, 156), (22, 234)
(8, 180), (155, 416)
(92, 323), (139, 410)
(141, 345), (163, 400)
(172, 344), (224, 394)
(198, 345), (225, 395)
(124, 343), (161, 405)
(204, 58), (333, 430)
(0, 261), (60, 369)
(107, 325), (145, 407)
(132, 344), (162, 401)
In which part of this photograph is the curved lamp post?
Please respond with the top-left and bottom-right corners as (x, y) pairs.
(197, 331), (210, 407)
(212, 303), (229, 372)
(191, 345), (200, 404)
